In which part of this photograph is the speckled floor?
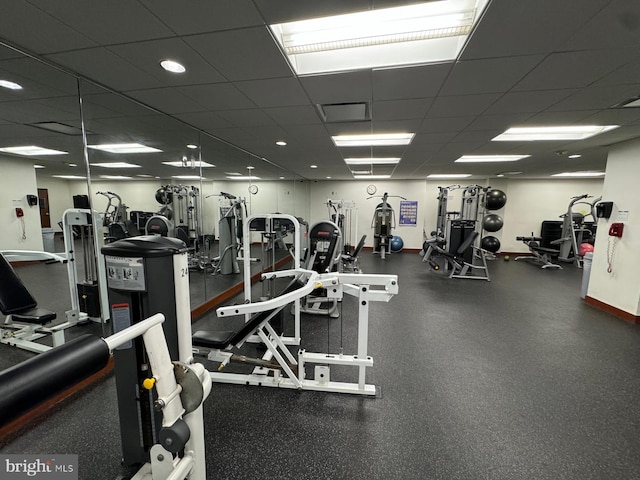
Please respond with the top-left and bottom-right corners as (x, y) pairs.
(3, 251), (640, 480)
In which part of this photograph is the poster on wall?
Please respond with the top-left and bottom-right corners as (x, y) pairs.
(399, 200), (418, 226)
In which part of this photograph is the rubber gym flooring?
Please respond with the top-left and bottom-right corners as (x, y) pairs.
(2, 250), (640, 479)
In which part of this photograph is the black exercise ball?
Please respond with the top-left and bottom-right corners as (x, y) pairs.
(155, 187), (173, 205)
(483, 213), (504, 232)
(486, 189), (507, 210)
(481, 235), (501, 253)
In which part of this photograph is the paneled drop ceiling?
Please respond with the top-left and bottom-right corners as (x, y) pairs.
(0, 0), (639, 180)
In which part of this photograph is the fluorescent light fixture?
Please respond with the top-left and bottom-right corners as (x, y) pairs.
(100, 175), (132, 180)
(310, 165), (318, 169)
(0, 146), (68, 156)
(427, 173), (472, 178)
(326, 176), (332, 179)
(551, 171), (605, 177)
(67, 163), (78, 167)
(568, 154), (582, 159)
(276, 140), (287, 146)
(0, 80), (22, 90)
(53, 175), (85, 179)
(160, 60), (186, 73)
(225, 172), (242, 176)
(136, 174), (154, 178)
(455, 154), (530, 163)
(332, 133), (414, 147)
(172, 175), (205, 180)
(492, 126), (619, 142)
(246, 166), (255, 170)
(162, 160), (215, 168)
(344, 157), (401, 165)
(279, 176), (285, 180)
(353, 174), (391, 179)
(226, 176), (262, 181)
(88, 143), (162, 153)
(186, 144), (198, 149)
(270, 0), (489, 75)
(350, 170), (371, 175)
(34, 165), (45, 169)
(91, 162), (141, 168)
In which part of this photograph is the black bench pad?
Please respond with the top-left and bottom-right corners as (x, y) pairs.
(11, 307), (57, 325)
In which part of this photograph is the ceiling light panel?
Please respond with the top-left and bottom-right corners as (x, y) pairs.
(332, 133), (414, 147)
(0, 146), (68, 156)
(270, 0), (489, 75)
(455, 155), (530, 162)
(91, 162), (141, 168)
(53, 175), (85, 179)
(427, 174), (472, 178)
(0, 80), (22, 90)
(100, 175), (132, 180)
(344, 158), (401, 165)
(492, 126), (619, 141)
(551, 171), (605, 177)
(88, 143), (162, 153)
(226, 176), (262, 181)
(162, 160), (215, 167)
(353, 174), (391, 179)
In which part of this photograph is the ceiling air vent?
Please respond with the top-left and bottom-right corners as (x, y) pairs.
(317, 102), (370, 123)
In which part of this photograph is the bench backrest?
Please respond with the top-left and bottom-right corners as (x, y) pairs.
(0, 253), (38, 315)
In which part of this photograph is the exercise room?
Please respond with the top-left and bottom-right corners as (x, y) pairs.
(1, 1), (640, 479)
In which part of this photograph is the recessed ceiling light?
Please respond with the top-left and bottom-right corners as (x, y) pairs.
(68, 163), (78, 167)
(247, 166), (255, 170)
(344, 157), (401, 165)
(492, 126), (619, 142)
(276, 140), (287, 146)
(226, 176), (262, 181)
(326, 176), (332, 179)
(427, 174), (472, 178)
(160, 60), (186, 73)
(310, 165), (318, 169)
(332, 133), (414, 147)
(34, 165), (45, 169)
(353, 174), (391, 179)
(568, 154), (582, 159)
(172, 175), (205, 180)
(225, 172), (242, 176)
(496, 174), (505, 178)
(53, 175), (85, 180)
(279, 176), (285, 180)
(455, 154), (530, 163)
(0, 80), (23, 90)
(88, 143), (162, 153)
(270, 0), (489, 75)
(91, 162), (142, 168)
(100, 175), (132, 180)
(0, 146), (68, 156)
(186, 144), (198, 149)
(551, 171), (605, 177)
(162, 160), (215, 168)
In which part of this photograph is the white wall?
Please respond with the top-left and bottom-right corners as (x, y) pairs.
(0, 158), (43, 251)
(588, 138), (640, 316)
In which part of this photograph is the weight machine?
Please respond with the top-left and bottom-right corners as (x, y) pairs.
(97, 191), (140, 241)
(369, 192), (405, 259)
(551, 194), (600, 267)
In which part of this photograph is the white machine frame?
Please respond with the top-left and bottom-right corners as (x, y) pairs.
(203, 268), (398, 396)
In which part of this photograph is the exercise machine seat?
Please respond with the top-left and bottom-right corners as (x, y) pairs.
(192, 278), (304, 350)
(342, 235), (366, 263)
(0, 334), (110, 426)
(0, 253), (57, 324)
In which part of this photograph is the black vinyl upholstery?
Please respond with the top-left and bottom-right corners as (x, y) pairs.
(0, 334), (110, 426)
(0, 253), (57, 324)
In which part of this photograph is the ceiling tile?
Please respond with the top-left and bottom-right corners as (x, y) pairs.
(418, 116), (475, 133)
(373, 98), (433, 121)
(31, 0), (174, 45)
(235, 78), (309, 108)
(373, 63), (452, 101)
(265, 106), (322, 126)
(485, 90), (576, 115)
(141, 0), (263, 35)
(440, 55), (544, 96)
(184, 27), (293, 81)
(547, 84), (640, 112)
(300, 71), (372, 104)
(174, 111), (234, 130)
(175, 83), (255, 110)
(125, 88), (207, 114)
(216, 108), (277, 127)
(427, 94), (501, 118)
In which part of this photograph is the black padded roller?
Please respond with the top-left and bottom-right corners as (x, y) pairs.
(0, 334), (110, 427)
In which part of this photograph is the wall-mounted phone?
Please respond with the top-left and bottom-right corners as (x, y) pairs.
(596, 201), (613, 219)
(15, 207), (24, 218)
(609, 222), (624, 238)
(26, 194), (38, 207)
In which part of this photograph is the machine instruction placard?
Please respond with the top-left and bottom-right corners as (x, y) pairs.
(105, 256), (146, 291)
(399, 200), (418, 226)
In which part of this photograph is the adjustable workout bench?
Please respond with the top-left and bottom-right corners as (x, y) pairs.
(421, 231), (490, 281)
(514, 236), (562, 269)
(0, 252), (68, 353)
(341, 234), (366, 274)
(193, 268), (399, 396)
